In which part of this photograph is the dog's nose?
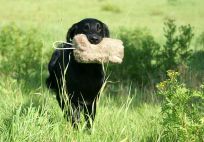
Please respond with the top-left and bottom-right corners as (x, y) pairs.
(89, 36), (100, 44)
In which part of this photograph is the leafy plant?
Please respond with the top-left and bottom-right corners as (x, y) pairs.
(0, 24), (43, 81)
(177, 24), (194, 61)
(196, 32), (204, 49)
(109, 28), (160, 85)
(109, 20), (194, 86)
(157, 70), (204, 141)
(159, 19), (178, 70)
(157, 19), (194, 72)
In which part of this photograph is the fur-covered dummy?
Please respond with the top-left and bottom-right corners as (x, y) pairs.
(73, 34), (124, 64)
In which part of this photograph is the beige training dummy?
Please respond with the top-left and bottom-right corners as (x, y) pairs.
(73, 34), (124, 64)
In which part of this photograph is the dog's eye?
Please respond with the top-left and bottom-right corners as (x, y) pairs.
(96, 23), (101, 32)
(84, 23), (90, 31)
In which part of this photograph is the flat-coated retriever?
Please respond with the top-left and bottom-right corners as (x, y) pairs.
(46, 18), (109, 128)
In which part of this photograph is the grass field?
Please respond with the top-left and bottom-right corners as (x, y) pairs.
(1, 0), (204, 40)
(0, 0), (204, 141)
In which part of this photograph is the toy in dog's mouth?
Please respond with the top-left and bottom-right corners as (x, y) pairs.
(73, 34), (124, 64)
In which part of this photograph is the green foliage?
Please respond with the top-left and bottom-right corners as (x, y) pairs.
(196, 32), (204, 49)
(160, 19), (178, 70)
(157, 70), (204, 141)
(0, 24), (43, 80)
(109, 28), (160, 85)
(177, 25), (194, 61)
(158, 19), (194, 71)
(109, 20), (194, 86)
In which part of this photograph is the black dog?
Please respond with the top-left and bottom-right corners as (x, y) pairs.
(46, 18), (109, 128)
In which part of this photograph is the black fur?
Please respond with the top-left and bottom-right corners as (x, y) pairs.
(46, 18), (110, 128)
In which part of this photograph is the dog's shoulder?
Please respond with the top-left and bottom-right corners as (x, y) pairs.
(48, 43), (73, 70)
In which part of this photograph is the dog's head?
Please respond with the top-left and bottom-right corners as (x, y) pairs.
(66, 18), (110, 44)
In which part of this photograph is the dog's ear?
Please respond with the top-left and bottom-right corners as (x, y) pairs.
(102, 23), (110, 37)
(66, 23), (78, 42)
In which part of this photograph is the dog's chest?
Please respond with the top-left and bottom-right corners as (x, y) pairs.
(67, 63), (104, 93)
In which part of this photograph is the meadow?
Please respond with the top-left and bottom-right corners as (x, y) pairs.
(0, 0), (204, 141)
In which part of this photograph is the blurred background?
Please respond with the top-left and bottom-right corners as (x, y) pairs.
(1, 0), (204, 40)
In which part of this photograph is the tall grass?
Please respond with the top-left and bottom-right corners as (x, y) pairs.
(0, 75), (161, 141)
